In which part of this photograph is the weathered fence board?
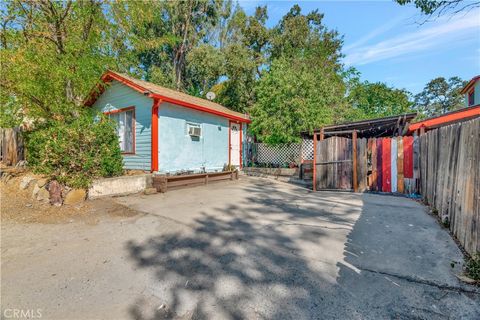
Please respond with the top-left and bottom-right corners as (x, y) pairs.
(315, 137), (353, 190)
(419, 118), (479, 255)
(0, 127), (24, 166)
(315, 135), (420, 194)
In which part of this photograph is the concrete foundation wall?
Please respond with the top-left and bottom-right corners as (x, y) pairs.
(88, 174), (152, 199)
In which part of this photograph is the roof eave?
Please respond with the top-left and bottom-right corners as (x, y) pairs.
(407, 105), (480, 133)
(460, 76), (480, 94)
(148, 93), (250, 123)
(85, 71), (250, 123)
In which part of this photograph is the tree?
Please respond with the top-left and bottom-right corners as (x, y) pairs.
(110, 0), (223, 92)
(395, 0), (480, 18)
(249, 56), (346, 144)
(186, 44), (225, 96)
(214, 6), (269, 112)
(248, 6), (347, 144)
(1, 0), (120, 123)
(345, 80), (413, 121)
(413, 77), (466, 117)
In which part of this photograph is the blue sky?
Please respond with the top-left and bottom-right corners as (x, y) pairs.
(238, 0), (480, 94)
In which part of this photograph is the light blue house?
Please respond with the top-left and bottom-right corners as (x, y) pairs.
(461, 75), (480, 107)
(86, 71), (250, 173)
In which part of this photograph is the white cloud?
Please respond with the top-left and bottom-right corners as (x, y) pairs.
(344, 13), (409, 51)
(344, 9), (480, 66)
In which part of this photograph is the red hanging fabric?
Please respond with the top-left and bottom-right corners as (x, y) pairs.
(403, 136), (414, 178)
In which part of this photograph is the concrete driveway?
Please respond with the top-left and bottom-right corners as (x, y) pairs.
(2, 176), (479, 319)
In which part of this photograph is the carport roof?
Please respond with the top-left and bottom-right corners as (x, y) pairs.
(302, 113), (417, 139)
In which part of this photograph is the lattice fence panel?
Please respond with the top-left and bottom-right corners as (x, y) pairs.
(301, 139), (314, 160)
(253, 143), (301, 165)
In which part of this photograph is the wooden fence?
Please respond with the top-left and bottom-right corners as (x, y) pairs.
(314, 136), (419, 194)
(419, 118), (479, 255)
(313, 118), (479, 254)
(0, 127), (25, 166)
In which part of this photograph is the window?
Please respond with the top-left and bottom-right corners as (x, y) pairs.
(468, 90), (475, 106)
(106, 107), (135, 154)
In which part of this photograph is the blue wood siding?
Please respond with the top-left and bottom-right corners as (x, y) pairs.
(465, 80), (480, 106)
(158, 102), (229, 173)
(92, 81), (152, 170)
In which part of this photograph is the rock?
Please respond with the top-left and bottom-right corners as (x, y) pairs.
(36, 178), (48, 188)
(15, 160), (27, 168)
(64, 189), (86, 205)
(2, 174), (12, 183)
(6, 175), (15, 185)
(49, 180), (63, 206)
(20, 176), (36, 189)
(32, 184), (40, 198)
(36, 187), (50, 202)
(144, 187), (157, 195)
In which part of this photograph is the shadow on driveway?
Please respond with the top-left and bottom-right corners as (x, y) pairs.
(125, 179), (480, 319)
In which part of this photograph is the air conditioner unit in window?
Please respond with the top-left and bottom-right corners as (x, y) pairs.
(188, 124), (201, 137)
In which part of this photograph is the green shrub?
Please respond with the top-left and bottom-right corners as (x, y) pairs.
(26, 112), (123, 188)
(466, 254), (480, 281)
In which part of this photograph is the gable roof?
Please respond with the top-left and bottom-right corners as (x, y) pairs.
(460, 75), (480, 94)
(85, 70), (250, 123)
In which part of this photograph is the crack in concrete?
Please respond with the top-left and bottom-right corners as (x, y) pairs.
(360, 267), (480, 294)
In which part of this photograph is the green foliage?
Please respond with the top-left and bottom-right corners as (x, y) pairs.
(186, 44), (225, 95)
(466, 254), (480, 281)
(395, 0), (479, 17)
(413, 77), (466, 117)
(248, 5), (346, 144)
(250, 55), (346, 145)
(1, 0), (125, 124)
(3, 0), (467, 152)
(25, 113), (123, 188)
(345, 78), (413, 121)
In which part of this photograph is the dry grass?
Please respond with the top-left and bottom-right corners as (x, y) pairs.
(0, 174), (141, 225)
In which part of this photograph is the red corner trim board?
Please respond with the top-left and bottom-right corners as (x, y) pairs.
(151, 99), (161, 172)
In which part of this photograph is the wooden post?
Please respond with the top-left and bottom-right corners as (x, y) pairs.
(419, 126), (425, 136)
(320, 128), (325, 141)
(352, 130), (358, 192)
(313, 131), (317, 191)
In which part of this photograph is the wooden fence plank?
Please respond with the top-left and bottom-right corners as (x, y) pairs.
(417, 118), (479, 255)
(397, 137), (404, 193)
(377, 139), (383, 191)
(382, 138), (391, 192)
(391, 138), (398, 193)
(371, 138), (377, 191)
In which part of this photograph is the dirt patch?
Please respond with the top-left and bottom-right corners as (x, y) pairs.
(1, 175), (142, 225)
